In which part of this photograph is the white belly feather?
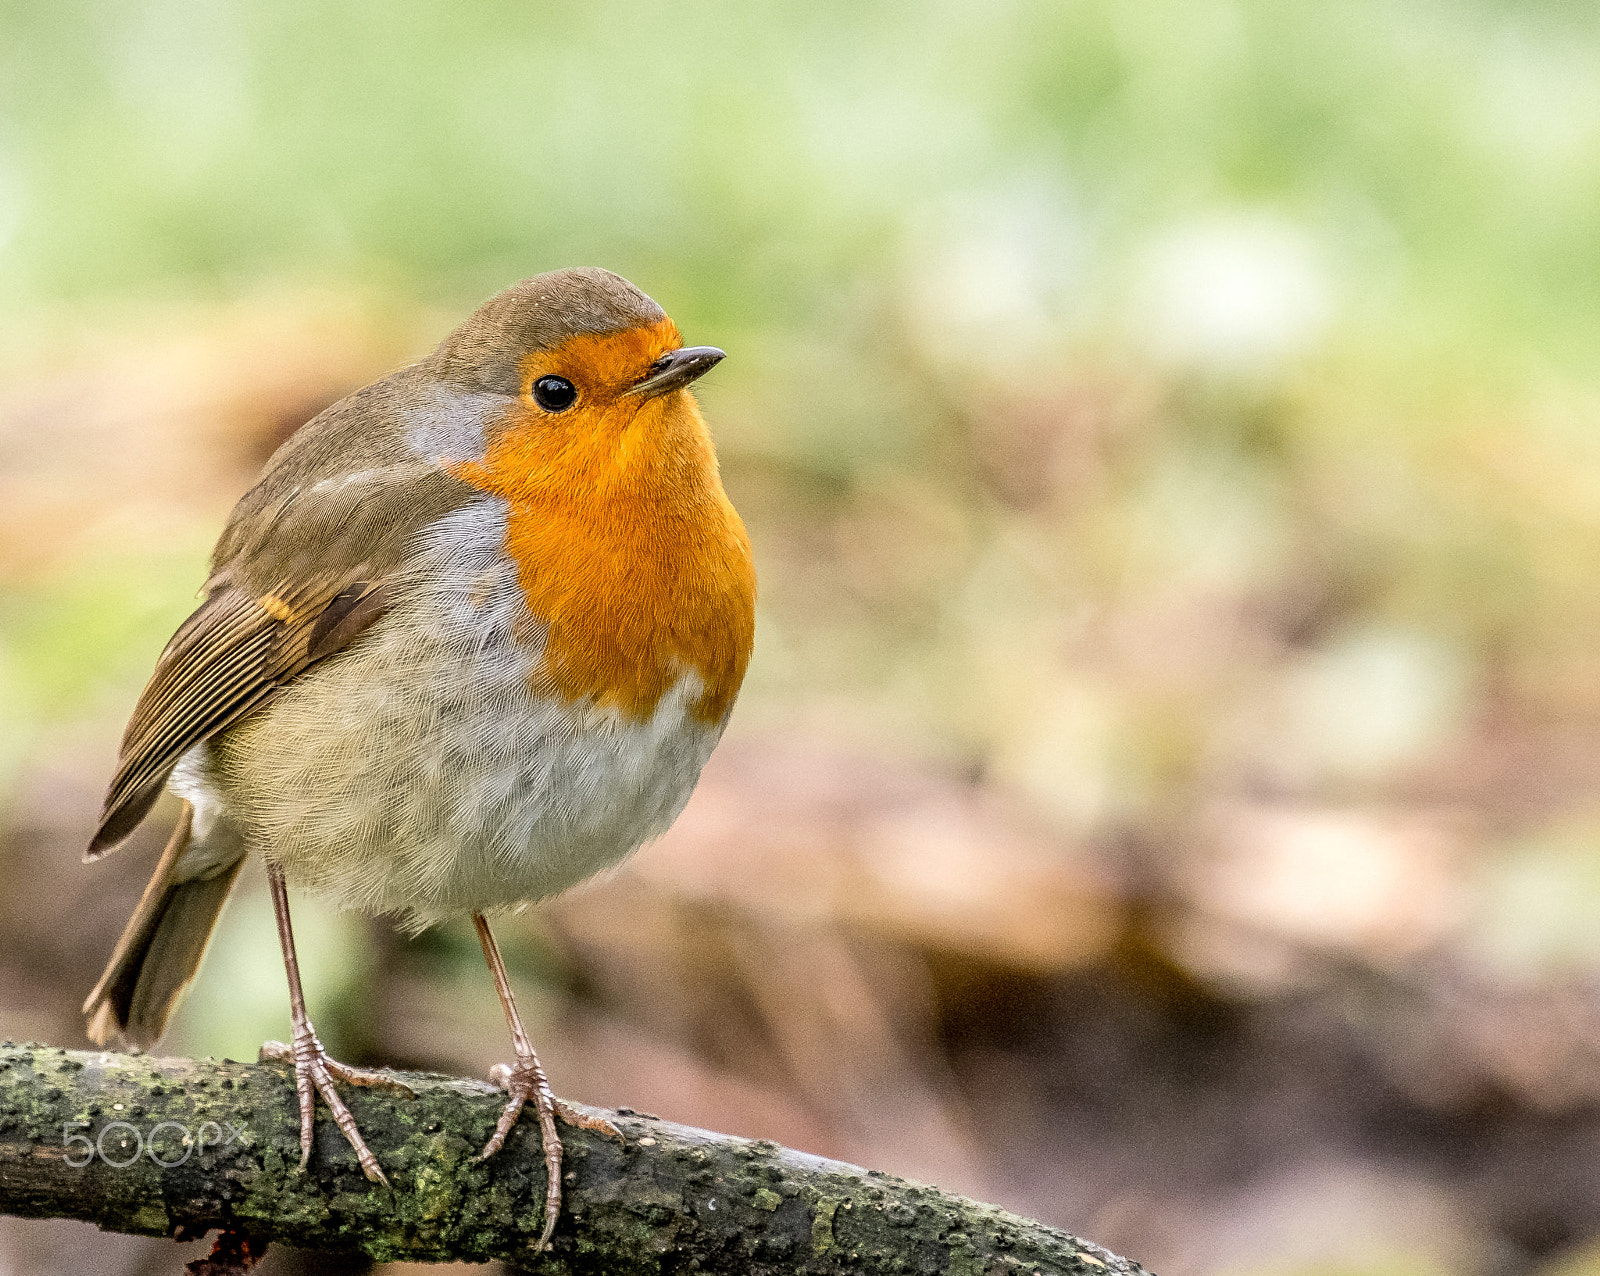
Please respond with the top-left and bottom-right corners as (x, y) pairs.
(169, 498), (725, 930)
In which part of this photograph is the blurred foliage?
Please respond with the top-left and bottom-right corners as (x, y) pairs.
(0, 0), (1597, 360)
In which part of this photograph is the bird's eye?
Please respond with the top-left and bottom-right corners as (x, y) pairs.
(531, 375), (577, 412)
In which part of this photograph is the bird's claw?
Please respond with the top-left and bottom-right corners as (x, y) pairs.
(259, 1026), (410, 1185)
(481, 1065), (620, 1142)
(480, 1056), (575, 1250)
(478, 1057), (553, 1162)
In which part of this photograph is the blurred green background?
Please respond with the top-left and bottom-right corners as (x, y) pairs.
(6, 2), (1600, 1274)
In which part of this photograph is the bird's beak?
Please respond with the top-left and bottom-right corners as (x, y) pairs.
(625, 346), (726, 399)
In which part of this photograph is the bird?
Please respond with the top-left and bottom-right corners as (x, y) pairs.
(79, 267), (757, 1249)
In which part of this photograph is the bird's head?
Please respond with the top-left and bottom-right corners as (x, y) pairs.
(424, 268), (754, 723)
(427, 268), (727, 503)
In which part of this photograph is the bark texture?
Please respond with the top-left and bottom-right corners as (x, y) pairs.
(0, 1042), (1146, 1274)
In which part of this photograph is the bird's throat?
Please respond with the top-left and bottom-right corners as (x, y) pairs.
(447, 398), (756, 725)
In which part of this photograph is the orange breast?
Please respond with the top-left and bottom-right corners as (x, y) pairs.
(449, 365), (755, 726)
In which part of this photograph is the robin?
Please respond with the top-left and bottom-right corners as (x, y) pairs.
(80, 268), (757, 1248)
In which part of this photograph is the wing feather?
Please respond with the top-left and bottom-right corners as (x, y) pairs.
(86, 382), (487, 861)
(86, 583), (370, 859)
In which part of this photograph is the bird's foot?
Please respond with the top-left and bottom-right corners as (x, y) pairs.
(479, 1055), (621, 1249)
(259, 1025), (413, 1185)
(484, 1062), (623, 1140)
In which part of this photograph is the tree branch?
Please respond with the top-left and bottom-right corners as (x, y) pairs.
(0, 1042), (1144, 1274)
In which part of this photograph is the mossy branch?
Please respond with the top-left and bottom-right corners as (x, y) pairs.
(0, 1043), (1144, 1274)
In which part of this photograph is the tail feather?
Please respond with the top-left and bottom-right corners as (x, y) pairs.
(84, 802), (246, 1049)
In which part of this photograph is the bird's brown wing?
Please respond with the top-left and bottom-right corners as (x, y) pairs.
(86, 574), (390, 859)
(86, 401), (486, 862)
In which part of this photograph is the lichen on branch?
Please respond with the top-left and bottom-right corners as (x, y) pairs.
(0, 1042), (1145, 1274)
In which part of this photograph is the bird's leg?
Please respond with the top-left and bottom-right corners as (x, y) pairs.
(473, 912), (620, 1250)
(258, 862), (411, 1185)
